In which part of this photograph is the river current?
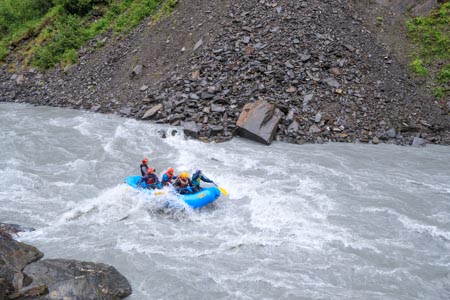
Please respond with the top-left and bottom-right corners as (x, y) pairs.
(1, 103), (449, 299)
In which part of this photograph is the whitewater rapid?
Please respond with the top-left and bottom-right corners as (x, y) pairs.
(1, 103), (449, 299)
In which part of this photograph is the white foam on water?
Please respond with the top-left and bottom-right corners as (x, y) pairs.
(397, 214), (450, 241)
(58, 184), (145, 225)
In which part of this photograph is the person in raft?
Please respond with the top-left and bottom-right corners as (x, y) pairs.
(161, 167), (177, 186)
(191, 169), (214, 192)
(138, 167), (161, 189)
(173, 171), (192, 194)
(140, 158), (149, 176)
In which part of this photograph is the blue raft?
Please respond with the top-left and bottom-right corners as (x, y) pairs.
(125, 176), (221, 208)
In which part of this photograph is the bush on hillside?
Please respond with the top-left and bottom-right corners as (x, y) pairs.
(32, 14), (84, 68)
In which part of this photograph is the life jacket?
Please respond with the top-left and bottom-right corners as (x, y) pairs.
(146, 174), (157, 185)
(178, 177), (189, 188)
(192, 174), (201, 186)
(164, 172), (174, 184)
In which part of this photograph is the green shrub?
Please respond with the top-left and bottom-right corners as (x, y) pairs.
(33, 14), (85, 68)
(434, 87), (446, 99)
(409, 58), (428, 76)
(407, 2), (449, 98)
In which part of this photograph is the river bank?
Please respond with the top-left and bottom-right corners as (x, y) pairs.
(0, 0), (449, 146)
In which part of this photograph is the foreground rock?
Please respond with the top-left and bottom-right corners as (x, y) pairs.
(236, 100), (283, 145)
(0, 236), (43, 293)
(23, 259), (132, 300)
(0, 224), (132, 299)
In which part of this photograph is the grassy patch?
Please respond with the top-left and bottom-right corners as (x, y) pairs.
(406, 2), (449, 99)
(409, 58), (428, 76)
(1, 0), (172, 69)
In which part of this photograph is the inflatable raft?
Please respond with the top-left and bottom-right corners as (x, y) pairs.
(125, 176), (221, 208)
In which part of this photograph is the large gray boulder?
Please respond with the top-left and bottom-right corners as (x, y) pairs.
(0, 237), (43, 292)
(236, 100), (283, 145)
(183, 121), (200, 138)
(23, 259), (132, 300)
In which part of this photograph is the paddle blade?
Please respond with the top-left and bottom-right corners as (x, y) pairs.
(218, 186), (229, 196)
(153, 191), (167, 196)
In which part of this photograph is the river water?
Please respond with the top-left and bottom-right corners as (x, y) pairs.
(1, 103), (450, 299)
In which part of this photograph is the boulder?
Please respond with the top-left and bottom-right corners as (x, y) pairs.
(183, 121), (199, 138)
(0, 237), (43, 291)
(236, 100), (283, 145)
(23, 259), (132, 300)
(0, 278), (7, 299)
(142, 104), (163, 120)
(412, 137), (428, 147)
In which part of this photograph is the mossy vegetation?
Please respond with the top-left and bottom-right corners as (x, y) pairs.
(0, 0), (171, 69)
(406, 2), (449, 99)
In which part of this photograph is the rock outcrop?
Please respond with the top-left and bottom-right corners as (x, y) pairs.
(0, 237), (43, 293)
(23, 259), (132, 300)
(0, 224), (132, 299)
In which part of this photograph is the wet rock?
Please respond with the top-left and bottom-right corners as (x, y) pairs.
(412, 137), (428, 147)
(183, 121), (199, 138)
(236, 100), (283, 145)
(0, 223), (35, 234)
(23, 259), (132, 300)
(386, 128), (396, 138)
(158, 129), (167, 138)
(119, 106), (132, 116)
(142, 104), (163, 120)
(209, 124), (224, 134)
(0, 238), (43, 291)
(91, 105), (101, 112)
(372, 136), (380, 144)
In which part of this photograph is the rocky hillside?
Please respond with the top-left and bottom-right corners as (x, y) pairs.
(1, 0), (449, 146)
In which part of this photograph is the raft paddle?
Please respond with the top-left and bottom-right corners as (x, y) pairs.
(196, 173), (229, 196)
(203, 174), (229, 196)
(215, 184), (229, 196)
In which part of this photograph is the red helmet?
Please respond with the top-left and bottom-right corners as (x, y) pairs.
(142, 158), (148, 164)
(167, 167), (174, 175)
(148, 167), (155, 173)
